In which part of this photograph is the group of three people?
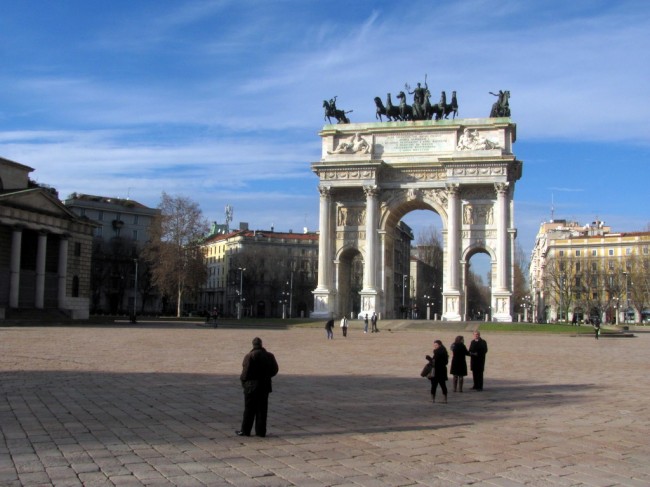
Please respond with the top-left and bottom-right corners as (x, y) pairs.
(234, 330), (488, 438)
(425, 331), (488, 403)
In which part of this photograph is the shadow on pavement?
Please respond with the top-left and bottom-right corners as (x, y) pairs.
(0, 370), (599, 444)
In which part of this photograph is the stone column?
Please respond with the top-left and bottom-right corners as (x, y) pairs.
(443, 184), (461, 321)
(495, 183), (509, 291)
(362, 185), (378, 292)
(58, 235), (69, 308)
(315, 185), (332, 291)
(447, 184), (460, 291)
(9, 226), (23, 308)
(35, 231), (48, 309)
(312, 185), (334, 318)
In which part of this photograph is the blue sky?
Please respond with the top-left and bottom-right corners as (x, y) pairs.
(1, 0), (649, 268)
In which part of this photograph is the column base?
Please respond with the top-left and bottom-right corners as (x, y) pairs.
(358, 289), (378, 319)
(492, 293), (512, 322)
(442, 292), (462, 321)
(311, 289), (335, 319)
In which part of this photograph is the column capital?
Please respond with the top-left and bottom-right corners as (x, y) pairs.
(363, 184), (379, 198)
(446, 183), (460, 196)
(494, 182), (510, 195)
(318, 184), (332, 197)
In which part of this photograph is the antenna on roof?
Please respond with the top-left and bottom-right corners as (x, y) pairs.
(550, 192), (555, 222)
(225, 205), (233, 233)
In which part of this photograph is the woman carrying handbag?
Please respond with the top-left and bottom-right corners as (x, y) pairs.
(425, 340), (449, 404)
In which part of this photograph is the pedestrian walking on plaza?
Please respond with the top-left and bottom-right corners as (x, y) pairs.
(371, 312), (379, 333)
(426, 340), (449, 403)
(364, 314), (369, 333)
(450, 335), (470, 392)
(237, 337), (279, 438)
(469, 330), (488, 391)
(340, 316), (348, 337)
(594, 321), (601, 340)
(325, 318), (335, 340)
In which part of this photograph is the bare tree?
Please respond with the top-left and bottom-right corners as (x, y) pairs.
(143, 192), (209, 317)
(543, 254), (579, 322)
(511, 243), (530, 317)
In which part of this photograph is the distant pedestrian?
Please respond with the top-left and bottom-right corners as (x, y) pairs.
(371, 312), (378, 333)
(237, 337), (279, 438)
(364, 314), (369, 333)
(340, 316), (348, 337)
(325, 319), (334, 340)
(450, 335), (470, 392)
(594, 321), (601, 340)
(426, 340), (449, 403)
(469, 331), (488, 391)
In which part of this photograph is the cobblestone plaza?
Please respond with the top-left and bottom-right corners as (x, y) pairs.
(1, 322), (649, 486)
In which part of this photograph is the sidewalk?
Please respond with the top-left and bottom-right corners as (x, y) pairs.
(1, 324), (648, 486)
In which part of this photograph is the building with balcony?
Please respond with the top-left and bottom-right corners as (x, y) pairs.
(200, 224), (319, 318)
(530, 219), (650, 323)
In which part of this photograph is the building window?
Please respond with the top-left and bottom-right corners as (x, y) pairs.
(74, 242), (81, 256)
(95, 227), (103, 237)
(575, 250), (581, 257)
(132, 230), (138, 241)
(72, 276), (80, 297)
(626, 247), (631, 255)
(133, 214), (139, 224)
(98, 210), (104, 221)
(608, 249), (613, 256)
(591, 249), (597, 257)
(575, 262), (581, 272)
(643, 246), (648, 255)
(559, 250), (564, 257)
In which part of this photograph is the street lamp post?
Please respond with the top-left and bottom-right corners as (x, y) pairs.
(402, 274), (407, 318)
(623, 272), (630, 323)
(131, 259), (138, 323)
(237, 267), (246, 319)
(424, 294), (431, 320)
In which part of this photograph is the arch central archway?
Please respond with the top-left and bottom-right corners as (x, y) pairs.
(311, 119), (522, 321)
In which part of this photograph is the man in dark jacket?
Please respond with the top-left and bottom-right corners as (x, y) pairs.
(236, 337), (279, 437)
(469, 331), (488, 391)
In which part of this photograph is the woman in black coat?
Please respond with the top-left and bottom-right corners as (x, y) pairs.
(450, 335), (470, 392)
(425, 340), (449, 403)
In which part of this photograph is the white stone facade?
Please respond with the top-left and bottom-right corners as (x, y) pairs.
(311, 118), (522, 321)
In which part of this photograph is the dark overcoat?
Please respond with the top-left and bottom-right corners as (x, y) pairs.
(450, 342), (469, 377)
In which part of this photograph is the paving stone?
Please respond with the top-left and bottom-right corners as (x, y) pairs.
(1, 323), (649, 486)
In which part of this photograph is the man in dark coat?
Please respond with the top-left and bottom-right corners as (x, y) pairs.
(469, 331), (488, 391)
(237, 337), (279, 437)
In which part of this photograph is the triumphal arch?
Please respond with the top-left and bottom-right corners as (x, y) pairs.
(311, 118), (522, 321)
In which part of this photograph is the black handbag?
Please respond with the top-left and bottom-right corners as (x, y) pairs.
(420, 362), (433, 378)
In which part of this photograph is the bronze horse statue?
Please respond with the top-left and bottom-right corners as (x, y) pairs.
(375, 94), (400, 121)
(323, 99), (351, 124)
(396, 91), (413, 121)
(444, 91), (459, 119)
(489, 90), (510, 118)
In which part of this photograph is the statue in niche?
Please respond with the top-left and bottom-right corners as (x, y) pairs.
(338, 207), (347, 226)
(485, 206), (493, 224)
(463, 204), (474, 224)
(489, 90), (511, 118)
(328, 132), (371, 154)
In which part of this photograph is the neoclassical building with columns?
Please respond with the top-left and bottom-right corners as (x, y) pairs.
(311, 118), (522, 321)
(0, 157), (96, 320)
